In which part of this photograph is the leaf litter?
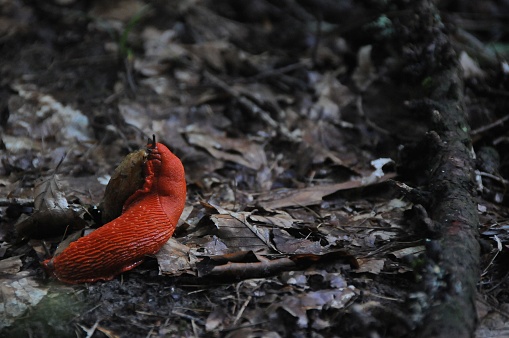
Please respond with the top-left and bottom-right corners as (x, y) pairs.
(1, 0), (505, 337)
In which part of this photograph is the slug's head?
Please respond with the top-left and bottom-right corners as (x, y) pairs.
(145, 135), (186, 192)
(144, 135), (186, 221)
(146, 135), (162, 166)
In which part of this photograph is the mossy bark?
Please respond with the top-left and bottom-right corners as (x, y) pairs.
(395, 1), (481, 337)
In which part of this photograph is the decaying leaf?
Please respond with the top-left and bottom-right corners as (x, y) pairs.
(355, 258), (386, 274)
(0, 274), (48, 330)
(99, 148), (147, 223)
(186, 128), (267, 170)
(11, 84), (92, 144)
(0, 256), (22, 275)
(460, 51), (485, 79)
(272, 228), (324, 255)
(257, 172), (396, 209)
(15, 173), (86, 238)
(248, 210), (300, 229)
(270, 281), (357, 328)
(48, 230), (84, 259)
(167, 201), (360, 279)
(156, 238), (198, 277)
(210, 213), (275, 254)
(390, 245), (425, 259)
(34, 173), (67, 211)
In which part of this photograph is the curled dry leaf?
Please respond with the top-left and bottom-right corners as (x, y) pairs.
(99, 148), (147, 223)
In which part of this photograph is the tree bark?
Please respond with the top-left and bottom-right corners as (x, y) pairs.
(396, 1), (481, 337)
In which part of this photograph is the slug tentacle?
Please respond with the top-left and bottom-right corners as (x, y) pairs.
(42, 142), (186, 284)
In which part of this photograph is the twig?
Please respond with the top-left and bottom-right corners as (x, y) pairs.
(479, 171), (509, 186)
(471, 114), (509, 136)
(240, 61), (311, 83)
(232, 295), (252, 326)
(0, 197), (34, 207)
(171, 311), (206, 326)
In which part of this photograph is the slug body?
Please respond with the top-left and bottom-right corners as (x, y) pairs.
(43, 142), (186, 284)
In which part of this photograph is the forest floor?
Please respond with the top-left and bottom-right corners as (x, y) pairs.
(1, 1), (509, 337)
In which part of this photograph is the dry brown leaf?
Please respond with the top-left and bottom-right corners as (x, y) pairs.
(248, 211), (299, 229)
(257, 173), (396, 209)
(50, 230), (83, 259)
(355, 258), (385, 274)
(11, 84), (92, 144)
(390, 245), (425, 259)
(136, 27), (189, 76)
(186, 129), (267, 170)
(274, 287), (356, 328)
(156, 238), (198, 277)
(100, 148), (147, 223)
(0, 256), (22, 274)
(210, 213), (274, 253)
(233, 82), (282, 115)
(272, 229), (324, 255)
(16, 173), (86, 238)
(34, 174), (67, 211)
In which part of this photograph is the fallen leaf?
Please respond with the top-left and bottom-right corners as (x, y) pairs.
(99, 148), (147, 223)
(390, 245), (425, 259)
(16, 173), (87, 238)
(248, 211), (300, 229)
(355, 258), (385, 274)
(186, 128), (267, 170)
(0, 256), (22, 274)
(210, 213), (275, 253)
(257, 173), (396, 209)
(0, 274), (48, 330)
(275, 287), (356, 328)
(156, 238), (198, 277)
(272, 228), (324, 255)
(12, 84), (92, 143)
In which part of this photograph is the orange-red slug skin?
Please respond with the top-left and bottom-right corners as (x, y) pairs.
(42, 142), (186, 284)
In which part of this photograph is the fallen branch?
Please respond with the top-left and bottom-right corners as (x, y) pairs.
(396, 1), (481, 337)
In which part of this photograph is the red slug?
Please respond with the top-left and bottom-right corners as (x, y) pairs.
(42, 140), (186, 284)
